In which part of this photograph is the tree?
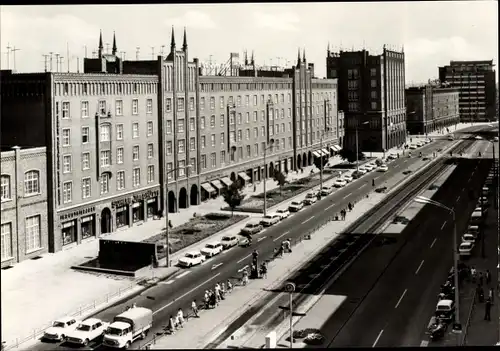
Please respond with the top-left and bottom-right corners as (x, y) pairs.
(313, 155), (328, 171)
(338, 148), (365, 163)
(223, 179), (246, 216)
(273, 170), (287, 196)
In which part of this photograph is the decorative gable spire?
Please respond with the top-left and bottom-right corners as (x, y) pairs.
(303, 48), (306, 64)
(251, 50), (255, 65)
(327, 42), (330, 56)
(182, 27), (187, 51)
(98, 30), (103, 57)
(170, 26), (176, 49)
(112, 31), (117, 55)
(297, 48), (301, 67)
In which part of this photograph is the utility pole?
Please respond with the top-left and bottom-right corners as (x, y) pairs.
(136, 47), (140, 60)
(11, 47), (20, 72)
(151, 47), (155, 59)
(105, 43), (110, 54)
(42, 54), (49, 72)
(59, 56), (64, 73)
(160, 45), (165, 57)
(66, 43), (70, 72)
(83, 45), (88, 58)
(6, 43), (11, 69)
(55, 53), (60, 72)
(49, 52), (54, 72)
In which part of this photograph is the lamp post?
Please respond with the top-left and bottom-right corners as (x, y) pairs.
(284, 282), (296, 348)
(414, 195), (462, 341)
(165, 164), (192, 267)
(263, 139), (275, 216)
(355, 121), (369, 172)
(318, 127), (331, 200)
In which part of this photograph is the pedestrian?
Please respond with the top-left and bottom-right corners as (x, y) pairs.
(485, 298), (492, 321)
(253, 184), (257, 192)
(242, 269), (249, 285)
(486, 269), (491, 284)
(287, 239), (292, 253)
(174, 313), (181, 329)
(177, 308), (184, 328)
(489, 288), (494, 302)
(191, 299), (199, 318)
(471, 266), (477, 282)
(342, 209), (346, 220)
(479, 272), (484, 286)
(372, 178), (375, 187)
(168, 315), (176, 334)
(214, 284), (221, 303)
(477, 285), (484, 303)
(273, 247), (279, 258)
(204, 290), (210, 309)
(220, 283), (226, 300)
(278, 245), (284, 258)
(210, 291), (217, 308)
(348, 202), (353, 212)
(168, 219), (173, 228)
(227, 279), (233, 293)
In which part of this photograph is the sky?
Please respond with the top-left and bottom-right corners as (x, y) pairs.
(1, 2), (498, 84)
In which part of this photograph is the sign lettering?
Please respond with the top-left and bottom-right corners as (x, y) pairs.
(111, 189), (159, 209)
(60, 206), (96, 221)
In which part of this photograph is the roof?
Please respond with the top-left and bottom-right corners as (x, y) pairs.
(205, 242), (221, 246)
(116, 307), (152, 320)
(55, 316), (75, 323)
(109, 321), (130, 329)
(185, 251), (200, 256)
(82, 318), (101, 325)
(437, 299), (453, 306)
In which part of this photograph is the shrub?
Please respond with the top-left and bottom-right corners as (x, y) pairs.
(204, 213), (232, 221)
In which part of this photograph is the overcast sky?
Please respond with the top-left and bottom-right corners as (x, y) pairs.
(1, 2), (498, 84)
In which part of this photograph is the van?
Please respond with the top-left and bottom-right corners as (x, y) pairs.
(103, 307), (153, 349)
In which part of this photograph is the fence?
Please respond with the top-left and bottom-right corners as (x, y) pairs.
(461, 289), (478, 346)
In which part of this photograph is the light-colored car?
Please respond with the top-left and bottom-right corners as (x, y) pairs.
(304, 193), (318, 205)
(289, 201), (304, 212)
(377, 164), (389, 172)
(260, 214), (281, 227)
(66, 318), (109, 346)
(275, 209), (290, 220)
(320, 186), (332, 196)
(342, 174), (354, 183)
(333, 179), (347, 188)
(494, 136), (499, 142)
(387, 154), (397, 160)
(43, 317), (80, 341)
(475, 135), (483, 140)
(178, 251), (206, 267)
(435, 299), (455, 321)
(362, 164), (375, 171)
(240, 222), (263, 235)
(221, 235), (239, 249)
(200, 242), (224, 257)
(409, 144), (418, 149)
(424, 138), (432, 144)
(354, 168), (367, 176)
(461, 234), (476, 244)
(459, 242), (474, 257)
(467, 225), (480, 236)
(416, 141), (425, 147)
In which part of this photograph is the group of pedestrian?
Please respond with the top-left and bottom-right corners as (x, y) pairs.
(167, 308), (185, 334)
(471, 266), (494, 321)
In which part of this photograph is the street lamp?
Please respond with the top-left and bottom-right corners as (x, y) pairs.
(263, 139), (275, 216)
(318, 127), (331, 200)
(414, 195), (462, 340)
(164, 164), (192, 267)
(355, 121), (369, 172)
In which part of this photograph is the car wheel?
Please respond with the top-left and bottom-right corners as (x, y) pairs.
(189, 263), (192, 268)
(140, 332), (146, 340)
(125, 341), (132, 349)
(83, 339), (89, 346)
(60, 335), (66, 342)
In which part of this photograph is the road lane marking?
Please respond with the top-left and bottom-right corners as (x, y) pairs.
(153, 272), (221, 316)
(430, 238), (437, 248)
(273, 231), (289, 242)
(415, 260), (424, 275)
(257, 236), (267, 242)
(420, 340), (429, 347)
(360, 184), (366, 189)
(324, 204), (335, 211)
(211, 263), (223, 270)
(394, 164), (399, 168)
(441, 221), (447, 230)
(301, 216), (314, 224)
(161, 279), (175, 285)
(342, 193), (351, 200)
(238, 265), (249, 272)
(237, 253), (251, 264)
(373, 329), (384, 347)
(456, 195), (461, 201)
(395, 289), (407, 309)
(177, 271), (191, 279)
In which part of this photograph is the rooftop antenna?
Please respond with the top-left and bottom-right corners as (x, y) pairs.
(55, 53), (60, 72)
(151, 46), (155, 59)
(66, 42), (70, 72)
(6, 43), (11, 69)
(160, 45), (165, 57)
(136, 47), (140, 60)
(42, 54), (49, 72)
(59, 56), (64, 73)
(11, 46), (20, 72)
(76, 57), (80, 73)
(49, 52), (54, 72)
(83, 45), (88, 58)
(105, 43), (110, 54)
(120, 51), (126, 61)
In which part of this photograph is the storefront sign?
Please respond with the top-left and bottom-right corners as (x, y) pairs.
(147, 198), (156, 204)
(117, 206), (127, 212)
(132, 202), (141, 208)
(111, 189), (159, 209)
(205, 173), (223, 181)
(62, 220), (76, 229)
(60, 206), (96, 221)
(81, 215), (93, 223)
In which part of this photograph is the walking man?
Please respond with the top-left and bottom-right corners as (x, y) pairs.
(486, 269), (492, 284)
(484, 298), (492, 321)
(191, 299), (199, 318)
(177, 308), (185, 328)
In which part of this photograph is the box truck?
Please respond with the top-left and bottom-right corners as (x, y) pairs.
(103, 307), (153, 349)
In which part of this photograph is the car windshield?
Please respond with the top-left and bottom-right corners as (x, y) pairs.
(277, 210), (285, 213)
(185, 254), (195, 259)
(76, 324), (91, 332)
(206, 244), (215, 249)
(222, 236), (230, 241)
(53, 321), (66, 328)
(292, 202), (299, 205)
(437, 305), (451, 311)
(263, 215), (272, 219)
(106, 327), (124, 336)
(460, 243), (471, 248)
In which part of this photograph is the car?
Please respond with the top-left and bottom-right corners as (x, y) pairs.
(467, 225), (480, 236)
(320, 186), (332, 196)
(342, 174), (354, 183)
(387, 154), (397, 160)
(200, 242), (224, 257)
(66, 318), (109, 346)
(260, 214), (281, 227)
(333, 179), (347, 188)
(461, 234), (476, 244)
(424, 138), (432, 144)
(477, 197), (489, 207)
(435, 299), (455, 321)
(482, 187), (490, 196)
(362, 164), (375, 171)
(303, 193), (318, 205)
(275, 208), (290, 220)
(409, 144), (418, 149)
(288, 201), (304, 212)
(220, 235), (239, 249)
(448, 135), (455, 141)
(238, 235), (251, 247)
(178, 251), (206, 267)
(494, 136), (499, 142)
(43, 317), (80, 341)
(377, 164), (389, 172)
(351, 170), (364, 179)
(459, 242), (474, 257)
(240, 222), (263, 235)
(475, 135), (483, 140)
(356, 168), (367, 175)
(416, 141), (425, 147)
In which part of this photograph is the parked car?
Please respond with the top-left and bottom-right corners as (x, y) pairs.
(320, 186), (332, 196)
(409, 144), (418, 149)
(220, 235), (239, 249)
(475, 135), (483, 140)
(356, 168), (368, 175)
(238, 235), (251, 247)
(178, 251), (206, 267)
(416, 141), (425, 147)
(66, 318), (109, 346)
(275, 208), (290, 220)
(342, 174), (354, 183)
(103, 307), (153, 349)
(387, 154), (397, 160)
(351, 170), (364, 179)
(240, 222), (263, 235)
(448, 134), (454, 141)
(43, 317), (80, 341)
(377, 164), (389, 172)
(289, 201), (304, 212)
(459, 242), (474, 257)
(461, 234), (476, 244)
(333, 179), (347, 188)
(467, 225), (480, 236)
(362, 164), (375, 172)
(424, 138), (432, 144)
(482, 187), (490, 197)
(200, 242), (224, 257)
(435, 299), (455, 322)
(494, 136), (499, 142)
(304, 193), (318, 205)
(477, 197), (490, 207)
(260, 214), (281, 227)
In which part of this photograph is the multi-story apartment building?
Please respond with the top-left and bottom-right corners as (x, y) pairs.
(327, 46), (406, 152)
(1, 147), (49, 268)
(0, 29), (343, 255)
(438, 60), (496, 122)
(405, 83), (460, 135)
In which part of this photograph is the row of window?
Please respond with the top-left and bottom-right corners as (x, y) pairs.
(54, 81), (157, 97)
(74, 143), (155, 171)
(1, 215), (41, 260)
(199, 82), (292, 92)
(59, 99), (154, 119)
(1, 171), (40, 201)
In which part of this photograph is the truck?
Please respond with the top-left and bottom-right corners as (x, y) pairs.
(102, 307), (153, 349)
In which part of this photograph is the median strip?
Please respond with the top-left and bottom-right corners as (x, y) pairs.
(273, 231), (289, 242)
(430, 237), (437, 248)
(441, 221), (447, 230)
(257, 236), (267, 242)
(212, 263), (223, 270)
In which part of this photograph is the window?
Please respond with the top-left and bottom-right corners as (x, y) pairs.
(115, 100), (123, 116)
(178, 160), (186, 176)
(190, 158), (196, 173)
(237, 96), (241, 107)
(178, 139), (185, 153)
(101, 173), (110, 194)
(81, 101), (89, 118)
(116, 124), (123, 140)
(230, 131), (236, 143)
(254, 143), (259, 156)
(261, 126), (265, 137)
(25, 215), (41, 252)
(132, 123), (139, 138)
(100, 124), (111, 142)
(132, 99), (138, 115)
(166, 98), (172, 112)
(220, 150), (226, 165)
(220, 114), (225, 127)
(82, 127), (89, 143)
(62, 101), (70, 119)
(371, 101), (378, 110)
(166, 141), (173, 155)
(200, 97), (205, 110)
(116, 147), (124, 164)
(201, 136), (206, 149)
(116, 171), (125, 190)
(190, 118), (195, 131)
(237, 113), (242, 124)
(210, 152), (217, 167)
(63, 155), (72, 173)
(246, 145), (251, 157)
(166, 120), (172, 134)
(98, 100), (106, 115)
(253, 127), (258, 138)
(148, 143), (154, 158)
(371, 79), (377, 88)
(370, 68), (377, 77)
(229, 112), (235, 124)
(24, 171), (40, 196)
(211, 134), (216, 146)
(371, 91), (377, 99)
(200, 117), (206, 129)
(201, 155), (207, 169)
(1, 175), (10, 201)
(190, 137), (196, 151)
(253, 95), (258, 106)
(167, 163), (173, 179)
(148, 165), (155, 183)
(133, 146), (140, 161)
(189, 97), (195, 110)
(253, 111), (258, 122)
(210, 97), (215, 110)
(210, 115), (216, 128)
(281, 94), (285, 104)
(245, 95), (250, 106)
(62, 128), (71, 146)
(63, 181), (72, 204)
(245, 129), (250, 140)
(220, 132), (225, 145)
(82, 178), (91, 199)
(146, 99), (153, 114)
(245, 112), (250, 124)
(1, 223), (12, 260)
(261, 111), (265, 121)
(100, 150), (111, 167)
(220, 96), (225, 108)
(133, 168), (141, 186)
(82, 152), (90, 170)
(237, 130), (242, 141)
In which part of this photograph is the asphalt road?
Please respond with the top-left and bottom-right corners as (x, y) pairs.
(24, 135), (475, 351)
(323, 157), (493, 348)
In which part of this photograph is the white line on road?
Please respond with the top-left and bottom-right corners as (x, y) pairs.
(373, 329), (384, 347)
(325, 204), (335, 211)
(456, 195), (461, 202)
(342, 193), (351, 200)
(301, 216), (315, 224)
(273, 231), (289, 242)
(360, 184), (366, 189)
(420, 340), (429, 347)
(441, 221), (447, 230)
(415, 260), (424, 275)
(211, 263), (223, 270)
(395, 289), (407, 309)
(160, 279), (175, 285)
(430, 238), (437, 248)
(153, 273), (221, 316)
(394, 164), (399, 168)
(238, 265), (249, 273)
(237, 253), (252, 264)
(177, 271), (191, 279)
(257, 236), (267, 242)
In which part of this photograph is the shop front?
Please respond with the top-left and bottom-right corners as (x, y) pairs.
(58, 205), (97, 249)
(116, 205), (129, 228)
(147, 197), (157, 218)
(62, 220), (77, 246)
(132, 201), (144, 223)
(111, 188), (160, 228)
(80, 215), (96, 240)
